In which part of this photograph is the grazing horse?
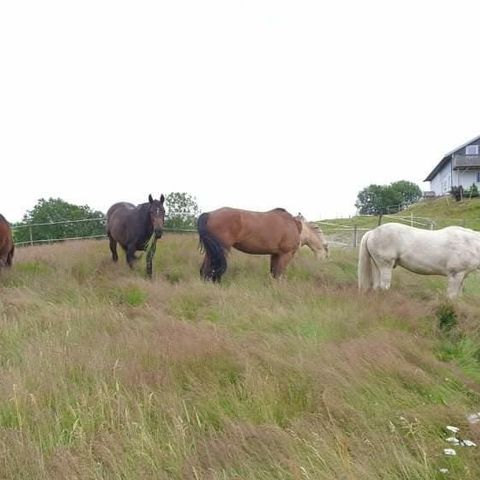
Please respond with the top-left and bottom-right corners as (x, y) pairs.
(358, 223), (480, 298)
(0, 214), (14, 269)
(296, 216), (329, 259)
(106, 194), (165, 277)
(198, 207), (302, 282)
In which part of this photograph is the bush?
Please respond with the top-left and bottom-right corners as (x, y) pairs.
(436, 303), (458, 331)
(465, 183), (479, 198)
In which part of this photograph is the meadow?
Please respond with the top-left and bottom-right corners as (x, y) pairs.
(1, 234), (480, 479)
(321, 196), (480, 233)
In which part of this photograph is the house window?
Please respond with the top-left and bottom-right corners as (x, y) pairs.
(466, 144), (479, 155)
(477, 171), (480, 183)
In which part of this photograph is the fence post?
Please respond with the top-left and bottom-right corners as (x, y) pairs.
(353, 225), (358, 248)
(29, 226), (33, 246)
(410, 212), (413, 227)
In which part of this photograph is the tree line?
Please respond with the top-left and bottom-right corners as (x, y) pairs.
(354, 180), (422, 215)
(12, 181), (424, 244)
(13, 193), (200, 244)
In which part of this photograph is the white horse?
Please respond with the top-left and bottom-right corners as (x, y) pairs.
(358, 223), (480, 298)
(296, 217), (329, 259)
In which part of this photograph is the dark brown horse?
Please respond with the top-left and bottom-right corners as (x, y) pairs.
(198, 207), (302, 282)
(0, 214), (14, 269)
(106, 194), (165, 277)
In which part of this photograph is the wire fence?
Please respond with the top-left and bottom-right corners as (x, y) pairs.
(316, 212), (473, 248)
(11, 213), (478, 249)
(12, 218), (197, 247)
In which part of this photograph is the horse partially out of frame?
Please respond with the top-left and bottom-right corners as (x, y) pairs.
(0, 214), (14, 269)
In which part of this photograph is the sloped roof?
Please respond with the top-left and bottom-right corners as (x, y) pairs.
(424, 134), (480, 181)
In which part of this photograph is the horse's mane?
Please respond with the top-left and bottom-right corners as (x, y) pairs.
(301, 219), (325, 239)
(272, 207), (287, 213)
(0, 214), (8, 223)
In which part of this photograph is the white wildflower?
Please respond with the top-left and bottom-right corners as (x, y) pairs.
(467, 413), (480, 424)
(446, 426), (460, 434)
(446, 437), (460, 445)
(443, 448), (457, 456)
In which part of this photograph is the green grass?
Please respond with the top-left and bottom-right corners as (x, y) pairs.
(320, 196), (480, 232)
(0, 236), (480, 478)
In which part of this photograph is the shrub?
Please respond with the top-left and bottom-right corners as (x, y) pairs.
(436, 303), (458, 331)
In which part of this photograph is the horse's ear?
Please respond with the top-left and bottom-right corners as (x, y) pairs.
(160, 194), (165, 204)
(148, 194), (153, 203)
(294, 217), (302, 234)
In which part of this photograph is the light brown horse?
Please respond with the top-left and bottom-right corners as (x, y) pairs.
(198, 207), (303, 282)
(0, 214), (14, 269)
(296, 216), (329, 259)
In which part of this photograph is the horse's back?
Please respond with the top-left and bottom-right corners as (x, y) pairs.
(372, 223), (477, 246)
(107, 202), (136, 221)
(205, 207), (300, 253)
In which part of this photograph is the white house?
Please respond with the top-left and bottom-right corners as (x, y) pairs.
(424, 135), (480, 196)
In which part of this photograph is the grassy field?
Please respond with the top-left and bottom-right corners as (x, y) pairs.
(1, 235), (480, 479)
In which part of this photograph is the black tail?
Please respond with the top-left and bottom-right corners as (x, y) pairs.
(197, 213), (227, 282)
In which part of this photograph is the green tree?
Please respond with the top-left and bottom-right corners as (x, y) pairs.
(355, 180), (422, 215)
(465, 183), (479, 198)
(14, 198), (105, 244)
(390, 180), (422, 205)
(164, 192), (200, 230)
(355, 184), (400, 215)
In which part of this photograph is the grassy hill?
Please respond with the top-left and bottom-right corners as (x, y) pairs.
(320, 196), (480, 232)
(1, 236), (480, 478)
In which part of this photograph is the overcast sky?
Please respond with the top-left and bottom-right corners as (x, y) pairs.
(1, 1), (479, 222)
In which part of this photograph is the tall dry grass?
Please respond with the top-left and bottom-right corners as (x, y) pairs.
(0, 236), (480, 478)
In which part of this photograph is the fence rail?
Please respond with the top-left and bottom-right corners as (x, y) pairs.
(11, 213), (478, 249)
(316, 212), (477, 248)
(12, 217), (197, 247)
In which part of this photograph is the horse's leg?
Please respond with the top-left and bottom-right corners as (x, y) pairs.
(447, 271), (467, 298)
(126, 245), (137, 269)
(378, 262), (394, 290)
(108, 234), (119, 262)
(270, 254), (280, 277)
(272, 251), (295, 279)
(146, 241), (156, 278)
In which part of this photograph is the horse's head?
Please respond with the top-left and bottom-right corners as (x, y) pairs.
(298, 218), (329, 259)
(148, 194), (165, 238)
